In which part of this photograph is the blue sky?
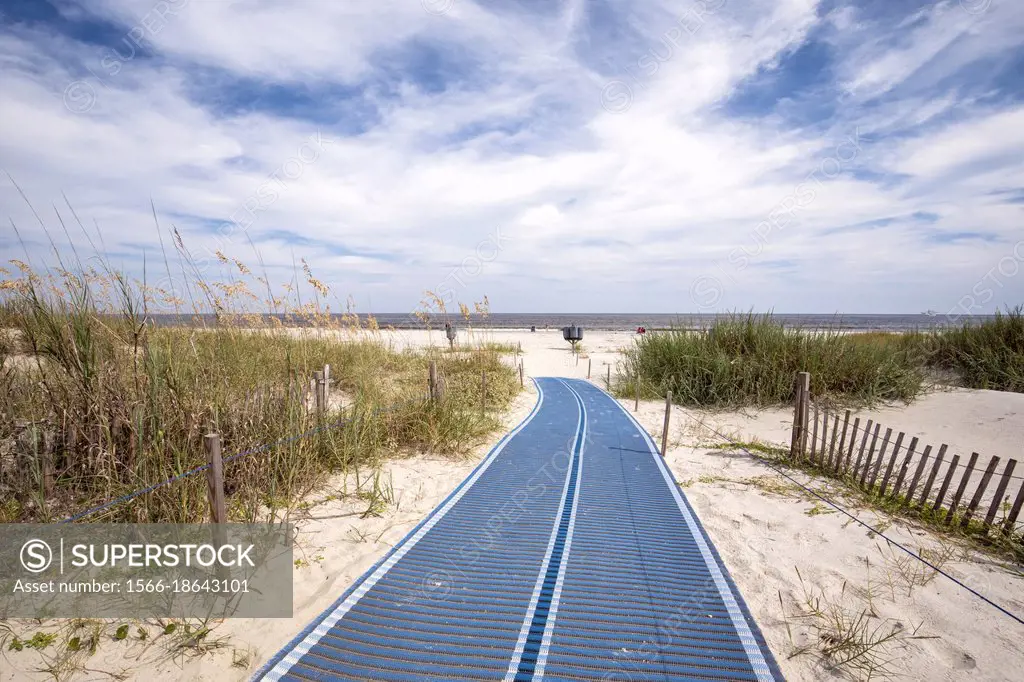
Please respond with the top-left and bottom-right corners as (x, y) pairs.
(1, 0), (1023, 315)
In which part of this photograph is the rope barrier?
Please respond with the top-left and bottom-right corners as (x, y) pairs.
(59, 397), (424, 524)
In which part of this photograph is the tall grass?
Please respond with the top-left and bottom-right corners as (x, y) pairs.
(0, 247), (517, 524)
(622, 310), (1024, 407)
(929, 306), (1024, 392)
(620, 313), (927, 407)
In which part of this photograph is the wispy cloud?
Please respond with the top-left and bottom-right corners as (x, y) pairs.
(1, 0), (1022, 313)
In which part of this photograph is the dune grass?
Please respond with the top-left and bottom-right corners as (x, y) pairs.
(619, 313), (928, 407)
(928, 306), (1024, 392)
(619, 309), (1023, 408)
(0, 248), (517, 524)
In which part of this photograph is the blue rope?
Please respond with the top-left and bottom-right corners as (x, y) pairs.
(59, 397), (424, 524)
(674, 405), (1024, 628)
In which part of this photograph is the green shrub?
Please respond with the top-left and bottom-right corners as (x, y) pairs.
(620, 313), (926, 407)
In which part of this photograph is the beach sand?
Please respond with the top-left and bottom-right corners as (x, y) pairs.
(4, 327), (1022, 681)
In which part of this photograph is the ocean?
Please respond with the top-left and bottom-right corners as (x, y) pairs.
(151, 312), (983, 332)
(368, 313), (971, 332)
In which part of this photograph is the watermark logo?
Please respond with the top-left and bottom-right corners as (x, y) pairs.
(4, 524), (292, 619)
(601, 81), (634, 114)
(422, 0), (456, 16)
(960, 0), (992, 15)
(63, 81), (97, 114)
(20, 539), (52, 573)
(689, 275), (723, 309)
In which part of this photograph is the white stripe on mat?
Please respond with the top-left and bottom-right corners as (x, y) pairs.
(599, 383), (776, 682)
(532, 379), (587, 679)
(504, 379), (586, 681)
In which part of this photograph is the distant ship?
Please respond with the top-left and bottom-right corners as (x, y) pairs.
(922, 310), (939, 316)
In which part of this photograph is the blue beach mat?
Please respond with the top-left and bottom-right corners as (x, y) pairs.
(253, 377), (784, 681)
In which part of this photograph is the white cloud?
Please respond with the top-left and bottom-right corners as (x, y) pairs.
(1, 0), (1023, 314)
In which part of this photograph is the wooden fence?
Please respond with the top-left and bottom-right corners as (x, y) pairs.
(789, 371), (1024, 536)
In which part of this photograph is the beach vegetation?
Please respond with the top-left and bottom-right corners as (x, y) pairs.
(618, 309), (1024, 407)
(0, 233), (517, 524)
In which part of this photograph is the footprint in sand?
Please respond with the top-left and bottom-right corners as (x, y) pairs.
(936, 648), (977, 671)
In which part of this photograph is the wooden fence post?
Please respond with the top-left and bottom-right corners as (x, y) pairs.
(985, 458), (1017, 528)
(933, 453), (960, 512)
(859, 423), (882, 487)
(944, 452), (979, 525)
(918, 444), (948, 506)
(323, 364), (330, 408)
(905, 444), (932, 503)
(519, 362), (524, 388)
(809, 403), (819, 463)
(853, 419), (873, 478)
(313, 371), (325, 413)
(827, 414), (841, 470)
(841, 415), (859, 473)
(818, 408), (829, 466)
(891, 436), (919, 498)
(834, 410), (851, 472)
(867, 427), (893, 490)
(799, 373), (810, 457)
(836, 416), (854, 473)
(204, 433), (229, 580)
(1002, 476), (1024, 534)
(790, 373), (810, 459)
(878, 431), (906, 496)
(428, 361), (438, 401)
(961, 455), (999, 529)
(661, 391), (672, 457)
(607, 365), (611, 390)
(588, 357), (592, 380)
(204, 434), (226, 524)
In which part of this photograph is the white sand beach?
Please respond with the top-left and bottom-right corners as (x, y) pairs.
(4, 328), (1022, 681)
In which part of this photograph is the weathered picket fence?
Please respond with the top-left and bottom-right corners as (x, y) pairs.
(789, 371), (1024, 536)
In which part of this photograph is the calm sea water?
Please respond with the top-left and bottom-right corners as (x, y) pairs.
(367, 313), (972, 332)
(151, 313), (983, 332)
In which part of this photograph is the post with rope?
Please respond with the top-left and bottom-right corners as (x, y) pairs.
(428, 360), (439, 401)
(323, 364), (331, 409)
(204, 433), (230, 581)
(661, 391), (672, 457)
(313, 370), (325, 414)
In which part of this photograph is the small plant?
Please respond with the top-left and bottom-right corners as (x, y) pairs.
(878, 539), (962, 597)
(805, 501), (837, 517)
(783, 568), (933, 679)
(232, 646), (254, 669)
